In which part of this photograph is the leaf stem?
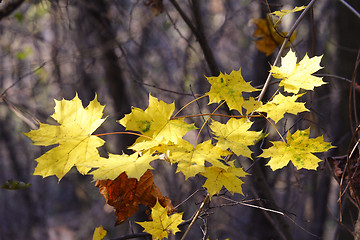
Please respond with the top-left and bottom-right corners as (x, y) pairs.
(171, 113), (259, 121)
(261, 113), (286, 143)
(173, 95), (208, 118)
(195, 101), (226, 145)
(94, 131), (153, 140)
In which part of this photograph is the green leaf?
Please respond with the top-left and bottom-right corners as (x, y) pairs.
(1, 180), (31, 190)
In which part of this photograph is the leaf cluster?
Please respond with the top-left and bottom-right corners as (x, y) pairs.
(25, 48), (334, 239)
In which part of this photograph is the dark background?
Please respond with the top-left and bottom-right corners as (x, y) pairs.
(0, 0), (360, 239)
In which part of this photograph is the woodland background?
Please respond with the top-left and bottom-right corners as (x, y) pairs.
(0, 0), (360, 239)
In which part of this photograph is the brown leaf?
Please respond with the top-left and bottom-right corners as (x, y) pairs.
(252, 17), (295, 56)
(329, 155), (360, 207)
(347, 156), (360, 207)
(145, 0), (164, 16)
(95, 169), (175, 225)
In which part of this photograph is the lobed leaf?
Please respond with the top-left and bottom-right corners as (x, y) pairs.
(90, 152), (158, 180)
(137, 199), (183, 240)
(201, 161), (248, 198)
(270, 49), (325, 93)
(119, 94), (196, 146)
(260, 128), (335, 170)
(96, 170), (174, 225)
(270, 6), (306, 27)
(257, 92), (309, 123)
(252, 17), (296, 56)
(206, 69), (258, 112)
(24, 94), (106, 180)
(161, 139), (230, 179)
(210, 118), (263, 158)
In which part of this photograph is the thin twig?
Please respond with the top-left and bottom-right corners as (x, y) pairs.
(0, 0), (25, 20)
(174, 189), (204, 209)
(314, 74), (352, 84)
(339, 0), (360, 19)
(180, 193), (210, 240)
(219, 196), (285, 215)
(135, 80), (199, 96)
(0, 62), (47, 99)
(171, 113), (259, 121)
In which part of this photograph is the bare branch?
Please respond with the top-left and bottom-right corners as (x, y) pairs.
(0, 0), (25, 21)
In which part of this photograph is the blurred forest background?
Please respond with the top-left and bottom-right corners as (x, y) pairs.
(0, 0), (360, 239)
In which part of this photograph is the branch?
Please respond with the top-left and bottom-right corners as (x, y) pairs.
(339, 0), (360, 19)
(180, 193), (210, 240)
(0, 0), (25, 21)
(190, 0), (220, 76)
(169, 0), (220, 76)
(257, 0), (318, 102)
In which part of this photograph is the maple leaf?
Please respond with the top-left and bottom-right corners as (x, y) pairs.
(129, 137), (163, 153)
(200, 161), (247, 197)
(210, 118), (262, 158)
(257, 93), (309, 123)
(119, 94), (196, 145)
(92, 226), (107, 240)
(206, 69), (259, 112)
(252, 17), (296, 56)
(96, 169), (175, 225)
(24, 94), (106, 180)
(137, 199), (183, 240)
(90, 152), (158, 180)
(260, 128), (335, 170)
(162, 139), (230, 179)
(271, 6), (306, 27)
(242, 97), (262, 114)
(270, 49), (325, 93)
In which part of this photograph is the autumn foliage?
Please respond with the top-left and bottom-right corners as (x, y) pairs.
(23, 5), (337, 240)
(95, 170), (174, 225)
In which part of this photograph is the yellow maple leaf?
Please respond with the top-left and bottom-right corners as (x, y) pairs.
(210, 118), (263, 158)
(200, 161), (248, 197)
(252, 17), (296, 56)
(242, 97), (262, 114)
(162, 139), (230, 179)
(271, 6), (306, 27)
(24, 94), (106, 180)
(119, 94), (196, 145)
(92, 226), (107, 240)
(260, 128), (335, 170)
(137, 199), (183, 240)
(257, 93), (309, 123)
(90, 152), (158, 180)
(206, 69), (259, 112)
(270, 49), (325, 94)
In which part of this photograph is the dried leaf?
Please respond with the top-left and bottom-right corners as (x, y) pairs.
(145, 0), (164, 16)
(252, 17), (296, 56)
(95, 169), (174, 225)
